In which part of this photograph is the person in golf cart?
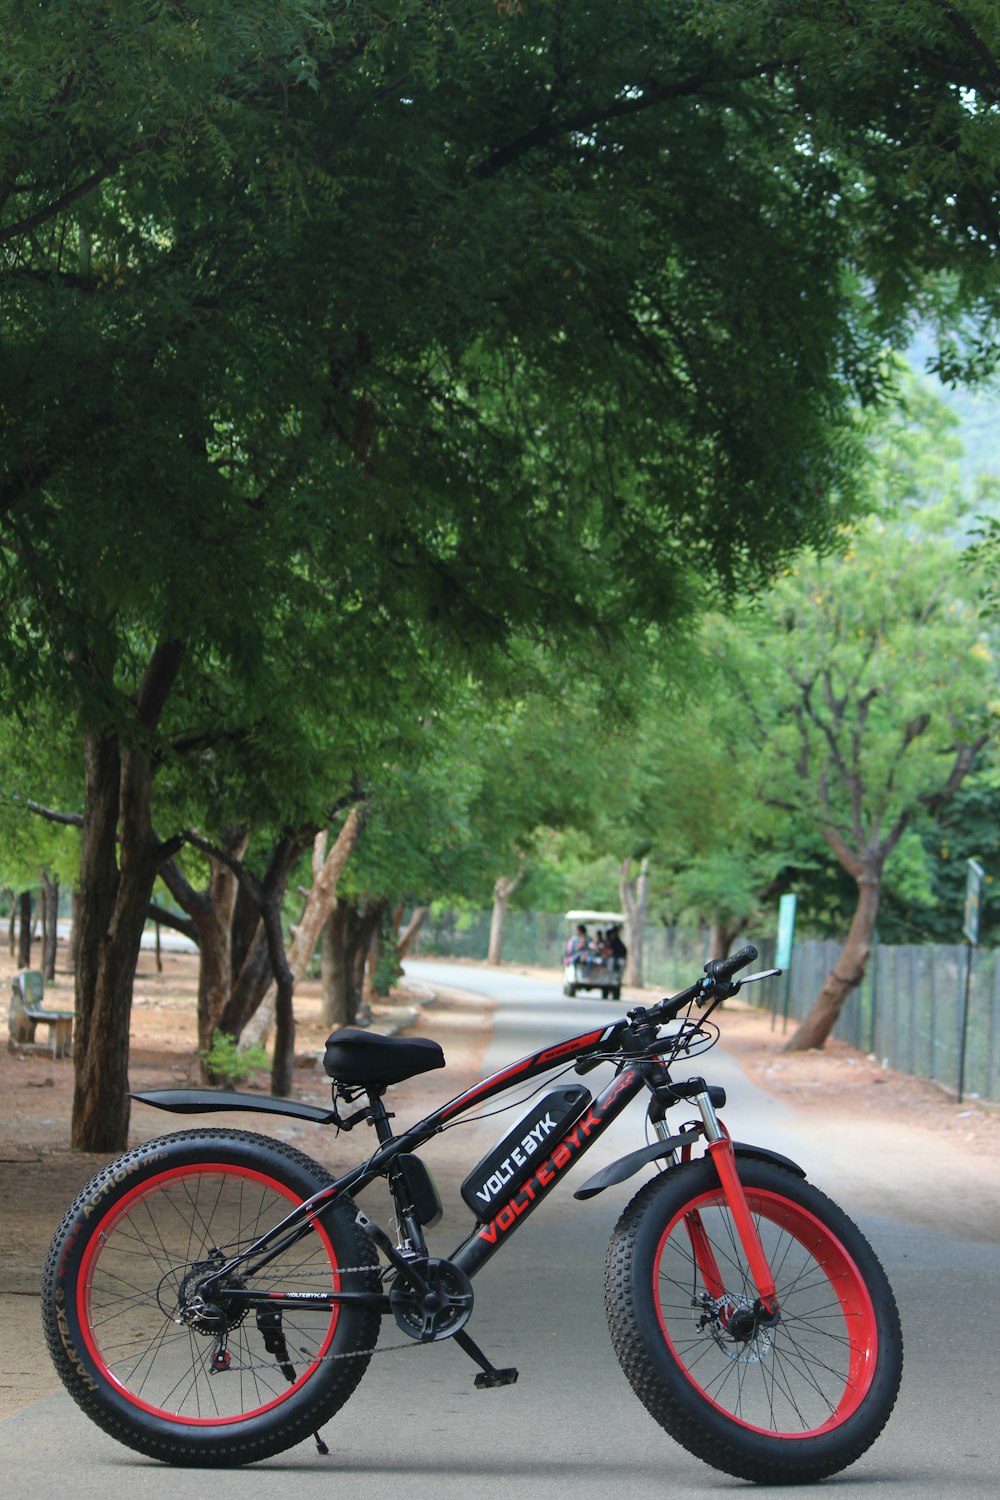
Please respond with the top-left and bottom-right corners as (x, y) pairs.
(564, 922), (590, 969)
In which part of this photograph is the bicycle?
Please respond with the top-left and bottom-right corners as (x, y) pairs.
(42, 946), (902, 1483)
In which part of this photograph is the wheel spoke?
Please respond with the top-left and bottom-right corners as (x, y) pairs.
(651, 1183), (880, 1437)
(79, 1163), (341, 1423)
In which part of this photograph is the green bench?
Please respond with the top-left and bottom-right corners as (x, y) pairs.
(8, 969), (74, 1060)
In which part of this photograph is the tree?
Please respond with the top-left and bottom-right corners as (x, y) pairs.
(238, 806), (362, 1092)
(6, 3), (1000, 1148)
(712, 504), (996, 1050)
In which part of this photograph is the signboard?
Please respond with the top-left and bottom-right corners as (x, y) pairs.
(775, 893), (797, 971)
(963, 859), (985, 947)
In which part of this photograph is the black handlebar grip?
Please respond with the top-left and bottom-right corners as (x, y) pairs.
(704, 945), (758, 983)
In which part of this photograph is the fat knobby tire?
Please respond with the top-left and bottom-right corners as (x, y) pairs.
(604, 1158), (903, 1484)
(42, 1129), (380, 1466)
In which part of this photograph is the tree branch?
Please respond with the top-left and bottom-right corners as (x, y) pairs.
(5, 795), (84, 828)
(0, 135), (169, 245)
(147, 903), (198, 943)
(135, 640), (186, 731)
(820, 822), (866, 881)
(919, 732), (990, 818)
(472, 68), (762, 181)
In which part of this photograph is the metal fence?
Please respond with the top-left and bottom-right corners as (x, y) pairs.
(418, 910), (1000, 1104)
(753, 936), (1000, 1106)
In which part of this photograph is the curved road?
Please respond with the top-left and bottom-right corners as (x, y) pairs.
(2, 962), (996, 1498)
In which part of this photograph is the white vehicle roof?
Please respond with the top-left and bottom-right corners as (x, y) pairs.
(564, 910), (626, 924)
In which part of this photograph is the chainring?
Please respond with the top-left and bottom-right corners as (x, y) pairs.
(390, 1257), (474, 1343)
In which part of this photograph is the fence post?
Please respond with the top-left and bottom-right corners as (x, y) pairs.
(958, 942), (976, 1104)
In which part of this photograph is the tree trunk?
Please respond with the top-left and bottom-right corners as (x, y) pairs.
(352, 900), (385, 1020)
(41, 871), (59, 980)
(262, 887), (297, 1097)
(159, 831), (247, 1078)
(321, 903), (352, 1029)
(17, 890), (32, 968)
(67, 888), (81, 971)
(320, 897), (384, 1030)
(219, 923), (273, 1037)
(212, 831), (315, 1042)
(619, 855), (650, 988)
(72, 736), (157, 1149)
(707, 916), (743, 963)
(784, 865), (882, 1052)
(487, 871), (521, 965)
(193, 863), (241, 1062)
(396, 905), (428, 962)
(284, 808), (362, 980)
(229, 879), (262, 991)
(240, 809), (362, 1054)
(71, 640), (186, 1152)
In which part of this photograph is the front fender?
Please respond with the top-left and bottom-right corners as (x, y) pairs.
(573, 1130), (700, 1200)
(729, 1141), (807, 1180)
(572, 1136), (806, 1201)
(130, 1087), (337, 1125)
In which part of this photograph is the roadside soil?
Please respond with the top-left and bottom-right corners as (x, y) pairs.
(1, 950), (998, 1421)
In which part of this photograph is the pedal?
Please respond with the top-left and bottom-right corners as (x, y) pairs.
(474, 1366), (519, 1390)
(454, 1328), (520, 1391)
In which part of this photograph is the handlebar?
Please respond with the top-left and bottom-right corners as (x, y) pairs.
(704, 945), (758, 985)
(629, 945), (761, 1029)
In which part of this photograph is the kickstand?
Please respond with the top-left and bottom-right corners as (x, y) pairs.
(453, 1329), (519, 1389)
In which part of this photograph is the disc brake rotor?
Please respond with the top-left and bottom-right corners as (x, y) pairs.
(696, 1293), (775, 1364)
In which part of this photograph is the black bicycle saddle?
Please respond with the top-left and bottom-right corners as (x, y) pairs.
(323, 1028), (446, 1087)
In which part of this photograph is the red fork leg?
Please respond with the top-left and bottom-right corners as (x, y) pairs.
(706, 1136), (778, 1314)
(682, 1208), (729, 1302)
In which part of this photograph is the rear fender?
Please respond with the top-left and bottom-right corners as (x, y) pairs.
(130, 1087), (336, 1125)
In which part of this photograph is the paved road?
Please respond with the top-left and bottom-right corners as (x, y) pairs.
(2, 962), (997, 1497)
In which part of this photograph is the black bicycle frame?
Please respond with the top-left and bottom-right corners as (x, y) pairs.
(205, 1018), (650, 1304)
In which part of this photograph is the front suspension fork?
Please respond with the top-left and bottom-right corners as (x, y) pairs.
(686, 1092), (778, 1317)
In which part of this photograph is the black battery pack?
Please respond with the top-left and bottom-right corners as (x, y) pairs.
(460, 1085), (592, 1218)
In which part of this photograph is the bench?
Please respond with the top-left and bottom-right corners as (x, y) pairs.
(8, 970), (74, 1060)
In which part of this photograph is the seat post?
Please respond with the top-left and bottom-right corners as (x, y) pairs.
(365, 1089), (396, 1145)
(363, 1087), (429, 1255)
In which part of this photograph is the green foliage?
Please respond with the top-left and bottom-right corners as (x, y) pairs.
(582, 373), (1000, 942)
(4, 1), (1000, 923)
(199, 1031), (269, 1089)
(878, 769), (1000, 944)
(704, 495), (998, 931)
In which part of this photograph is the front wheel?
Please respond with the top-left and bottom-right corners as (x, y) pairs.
(605, 1158), (902, 1484)
(42, 1129), (380, 1466)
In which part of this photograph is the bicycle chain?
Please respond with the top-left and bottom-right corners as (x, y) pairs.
(207, 1263), (431, 1369)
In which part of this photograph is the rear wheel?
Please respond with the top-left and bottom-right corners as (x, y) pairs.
(605, 1158), (902, 1484)
(42, 1129), (380, 1466)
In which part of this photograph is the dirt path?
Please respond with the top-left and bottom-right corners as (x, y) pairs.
(2, 951), (998, 1421)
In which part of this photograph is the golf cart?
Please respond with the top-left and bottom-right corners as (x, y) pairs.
(562, 909), (627, 999)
